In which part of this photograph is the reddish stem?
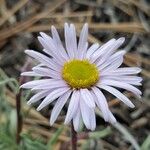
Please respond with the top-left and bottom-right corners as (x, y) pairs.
(16, 87), (23, 144)
(16, 58), (31, 144)
(71, 121), (77, 150)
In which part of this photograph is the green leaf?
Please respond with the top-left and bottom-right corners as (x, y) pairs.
(141, 135), (150, 150)
(20, 133), (47, 150)
(89, 127), (112, 139)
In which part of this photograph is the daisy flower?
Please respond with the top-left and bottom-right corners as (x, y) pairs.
(21, 23), (142, 131)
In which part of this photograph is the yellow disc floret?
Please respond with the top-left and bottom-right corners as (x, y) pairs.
(62, 59), (99, 89)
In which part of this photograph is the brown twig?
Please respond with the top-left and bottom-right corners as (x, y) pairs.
(0, 0), (67, 42)
(0, 0), (29, 26)
(26, 22), (146, 33)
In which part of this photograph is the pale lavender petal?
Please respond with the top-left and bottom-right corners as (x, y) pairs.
(79, 42), (88, 60)
(99, 85), (135, 108)
(31, 80), (68, 90)
(97, 50), (125, 69)
(108, 111), (117, 124)
(51, 26), (69, 60)
(33, 67), (61, 79)
(104, 76), (142, 82)
(90, 38), (116, 63)
(20, 79), (55, 89)
(37, 87), (70, 111)
(25, 50), (61, 71)
(98, 79), (142, 97)
(86, 43), (100, 59)
(65, 90), (80, 124)
(50, 90), (72, 125)
(91, 88), (116, 124)
(100, 57), (123, 72)
(73, 109), (82, 131)
(89, 107), (96, 131)
(80, 89), (95, 108)
(77, 23), (88, 58)
(27, 90), (51, 105)
(51, 57), (65, 68)
(98, 57), (123, 72)
(70, 24), (78, 58)
(95, 37), (125, 65)
(80, 100), (90, 129)
(101, 67), (142, 76)
(100, 76), (142, 86)
(21, 71), (43, 77)
(92, 87), (109, 121)
(38, 33), (65, 64)
(109, 50), (126, 60)
(64, 23), (74, 59)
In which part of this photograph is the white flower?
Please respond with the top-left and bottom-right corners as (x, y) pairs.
(21, 23), (142, 131)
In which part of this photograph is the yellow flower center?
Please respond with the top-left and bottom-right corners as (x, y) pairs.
(62, 59), (99, 89)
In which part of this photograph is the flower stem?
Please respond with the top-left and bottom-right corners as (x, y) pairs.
(71, 121), (77, 150)
(16, 88), (23, 144)
(16, 58), (31, 144)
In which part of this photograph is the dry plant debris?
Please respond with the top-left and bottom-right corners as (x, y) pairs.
(0, 0), (149, 150)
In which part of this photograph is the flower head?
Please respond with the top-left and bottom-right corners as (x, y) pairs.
(21, 23), (142, 131)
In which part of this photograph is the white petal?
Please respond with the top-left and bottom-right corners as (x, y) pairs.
(92, 87), (110, 121)
(99, 57), (123, 72)
(80, 99), (95, 130)
(20, 79), (62, 89)
(109, 50), (126, 60)
(27, 90), (51, 105)
(50, 90), (72, 125)
(51, 26), (69, 60)
(89, 107), (96, 131)
(31, 80), (68, 90)
(73, 109), (82, 132)
(80, 89), (95, 108)
(108, 111), (117, 124)
(37, 87), (70, 111)
(20, 79), (55, 89)
(100, 76), (142, 86)
(95, 37), (125, 65)
(33, 67), (61, 79)
(70, 24), (78, 58)
(21, 71), (43, 77)
(106, 76), (142, 82)
(65, 90), (80, 124)
(64, 23), (74, 59)
(101, 67), (142, 76)
(99, 85), (135, 108)
(98, 79), (142, 97)
(38, 33), (65, 64)
(105, 57), (123, 71)
(25, 50), (61, 71)
(90, 38), (116, 63)
(79, 42), (88, 60)
(97, 50), (125, 69)
(86, 43), (100, 59)
(77, 23), (88, 58)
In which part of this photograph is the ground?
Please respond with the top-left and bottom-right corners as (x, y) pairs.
(0, 0), (149, 150)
